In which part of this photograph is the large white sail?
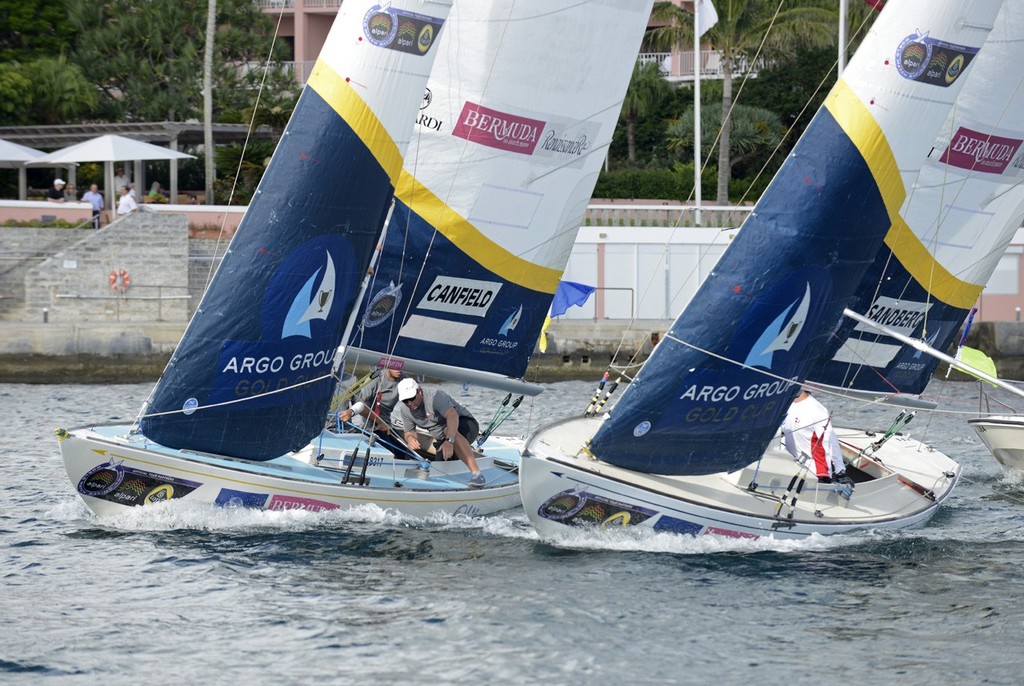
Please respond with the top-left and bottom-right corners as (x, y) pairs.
(811, 0), (1024, 395)
(348, 0), (654, 391)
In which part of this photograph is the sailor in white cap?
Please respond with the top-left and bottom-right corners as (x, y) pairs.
(397, 378), (485, 487)
(46, 178), (66, 203)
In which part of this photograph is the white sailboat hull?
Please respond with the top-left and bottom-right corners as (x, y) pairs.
(968, 416), (1024, 472)
(58, 425), (523, 519)
(520, 417), (959, 540)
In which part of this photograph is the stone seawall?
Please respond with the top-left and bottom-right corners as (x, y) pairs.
(2, 320), (1022, 385)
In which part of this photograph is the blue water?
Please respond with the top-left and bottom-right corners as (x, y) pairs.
(3, 378), (1024, 684)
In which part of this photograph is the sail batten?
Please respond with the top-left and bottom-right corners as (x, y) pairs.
(587, 0), (1004, 476)
(139, 1), (452, 460)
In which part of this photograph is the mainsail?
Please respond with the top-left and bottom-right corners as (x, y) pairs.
(809, 0), (1024, 395)
(140, 1), (452, 460)
(587, 0), (1003, 476)
(348, 0), (654, 390)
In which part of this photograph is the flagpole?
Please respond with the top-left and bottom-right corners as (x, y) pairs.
(838, 0), (848, 75)
(693, 0), (702, 227)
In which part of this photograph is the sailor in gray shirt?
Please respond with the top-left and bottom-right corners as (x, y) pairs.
(397, 378), (485, 488)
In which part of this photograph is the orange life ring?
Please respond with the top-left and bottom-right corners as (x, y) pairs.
(109, 269), (130, 292)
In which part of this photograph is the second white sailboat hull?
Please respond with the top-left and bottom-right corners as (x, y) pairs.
(521, 417), (959, 541)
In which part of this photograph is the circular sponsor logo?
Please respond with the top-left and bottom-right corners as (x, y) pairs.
(182, 397), (199, 416)
(363, 6), (397, 47)
(633, 420), (651, 437)
(417, 24), (435, 54)
(538, 490), (586, 520)
(145, 484), (174, 504)
(363, 282), (402, 328)
(945, 54), (965, 84)
(896, 34), (930, 80)
(78, 461), (125, 497)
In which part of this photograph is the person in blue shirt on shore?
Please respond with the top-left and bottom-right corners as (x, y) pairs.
(397, 378), (485, 487)
(81, 184), (104, 229)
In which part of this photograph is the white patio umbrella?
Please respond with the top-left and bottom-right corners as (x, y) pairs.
(0, 138), (47, 200)
(28, 134), (196, 209)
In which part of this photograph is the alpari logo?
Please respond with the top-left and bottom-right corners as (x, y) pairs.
(78, 459), (125, 497)
(282, 250), (336, 339)
(363, 281), (403, 328)
(743, 283), (811, 369)
(895, 32), (978, 87)
(362, 5), (444, 56)
(363, 6), (397, 47)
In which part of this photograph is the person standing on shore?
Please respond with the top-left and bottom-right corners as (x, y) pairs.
(116, 185), (138, 216)
(46, 179), (66, 203)
(82, 184), (104, 229)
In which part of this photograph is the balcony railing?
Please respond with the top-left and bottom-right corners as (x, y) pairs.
(638, 50), (765, 82)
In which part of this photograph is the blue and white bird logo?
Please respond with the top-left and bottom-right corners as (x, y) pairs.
(282, 251), (336, 339)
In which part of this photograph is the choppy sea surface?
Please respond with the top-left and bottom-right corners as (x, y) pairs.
(4, 377), (1024, 684)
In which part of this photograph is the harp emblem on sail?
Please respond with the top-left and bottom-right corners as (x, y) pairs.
(283, 251), (337, 339)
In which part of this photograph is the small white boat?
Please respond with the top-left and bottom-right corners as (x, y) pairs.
(521, 418), (958, 540)
(968, 416), (1024, 472)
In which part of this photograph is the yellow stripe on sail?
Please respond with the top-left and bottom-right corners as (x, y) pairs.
(826, 80), (982, 310)
(395, 171), (562, 295)
(882, 220), (983, 308)
(307, 59), (403, 185)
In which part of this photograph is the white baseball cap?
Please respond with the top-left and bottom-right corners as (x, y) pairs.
(397, 377), (420, 401)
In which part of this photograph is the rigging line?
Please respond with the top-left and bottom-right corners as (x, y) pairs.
(663, 330), (997, 419)
(608, 0), (799, 371)
(696, 0), (785, 188)
(201, 5), (289, 291)
(736, 5), (876, 207)
(131, 7), (291, 432)
(137, 370), (335, 420)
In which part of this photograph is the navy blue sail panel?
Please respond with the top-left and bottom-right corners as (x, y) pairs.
(806, 252), (969, 395)
(350, 200), (551, 378)
(588, 106), (894, 476)
(140, 88), (393, 460)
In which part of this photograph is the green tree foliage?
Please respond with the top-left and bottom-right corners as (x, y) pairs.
(25, 55), (99, 125)
(622, 61), (672, 165)
(67, 0), (295, 122)
(0, 64), (32, 125)
(665, 102), (785, 203)
(649, 0), (836, 203)
(0, 0), (76, 62)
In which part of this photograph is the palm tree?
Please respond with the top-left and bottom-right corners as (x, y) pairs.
(621, 60), (671, 165)
(650, 0), (835, 203)
(25, 55), (98, 125)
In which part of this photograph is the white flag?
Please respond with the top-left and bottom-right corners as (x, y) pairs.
(696, 0), (719, 37)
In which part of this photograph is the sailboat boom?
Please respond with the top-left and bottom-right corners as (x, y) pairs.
(842, 308), (1024, 401)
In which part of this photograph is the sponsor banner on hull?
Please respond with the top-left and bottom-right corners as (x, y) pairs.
(78, 461), (201, 507)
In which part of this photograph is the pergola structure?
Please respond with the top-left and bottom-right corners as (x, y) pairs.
(0, 121), (275, 202)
